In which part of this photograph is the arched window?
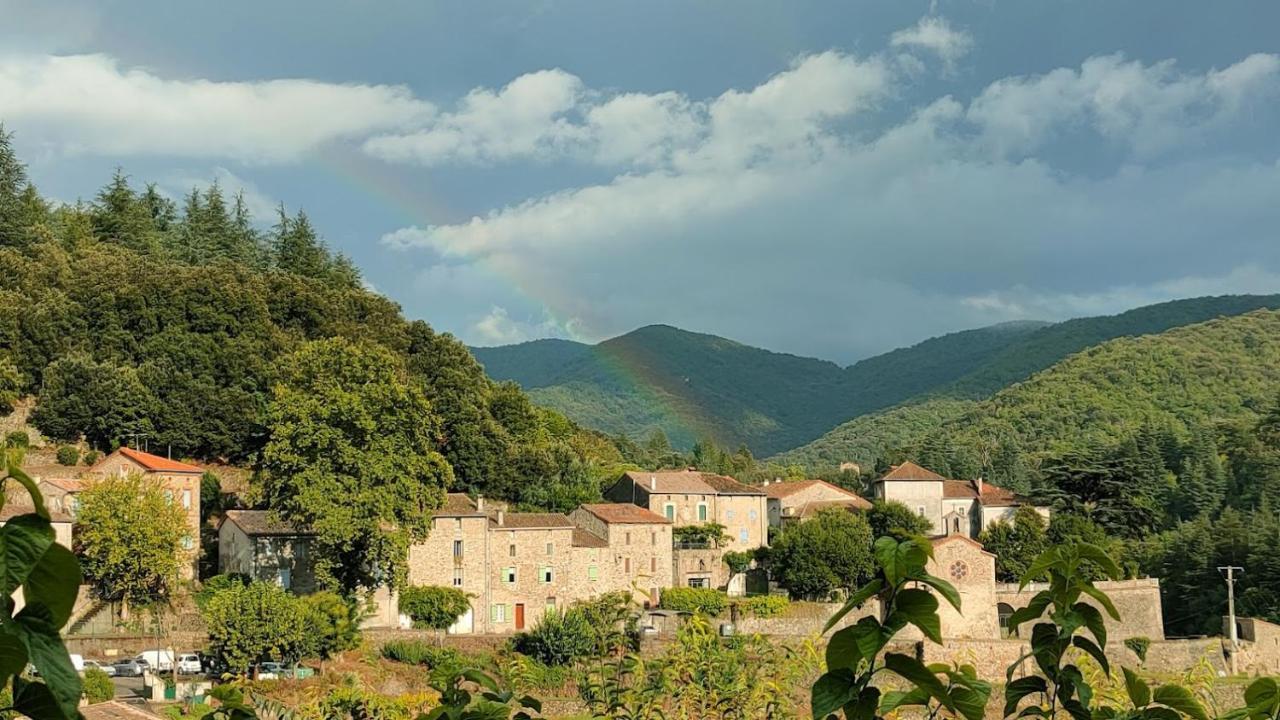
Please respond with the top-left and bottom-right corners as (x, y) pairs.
(998, 603), (1017, 638)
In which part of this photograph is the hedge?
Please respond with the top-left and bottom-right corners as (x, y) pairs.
(659, 587), (729, 616)
(398, 585), (470, 630)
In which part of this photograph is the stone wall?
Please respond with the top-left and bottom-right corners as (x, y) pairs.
(486, 525), (578, 633)
(404, 514), (489, 632)
(673, 547), (729, 589)
(1233, 618), (1280, 675)
(879, 481), (943, 534)
(735, 600), (881, 636)
(996, 578), (1165, 641)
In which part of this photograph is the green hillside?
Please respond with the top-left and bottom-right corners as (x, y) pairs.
(477, 295), (1280, 456)
(776, 309), (1280, 475)
(474, 322), (1047, 454)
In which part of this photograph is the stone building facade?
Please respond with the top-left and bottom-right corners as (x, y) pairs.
(762, 478), (870, 528)
(569, 504), (673, 604)
(216, 510), (316, 594)
(90, 447), (204, 577)
(870, 461), (1049, 538)
(604, 470), (768, 552)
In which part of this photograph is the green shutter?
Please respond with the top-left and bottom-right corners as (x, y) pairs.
(588, 565), (598, 581)
(490, 604), (498, 623)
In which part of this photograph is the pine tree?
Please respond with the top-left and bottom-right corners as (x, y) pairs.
(0, 125), (34, 247)
(140, 183), (177, 232)
(199, 181), (234, 260)
(230, 192), (264, 267)
(92, 169), (156, 252)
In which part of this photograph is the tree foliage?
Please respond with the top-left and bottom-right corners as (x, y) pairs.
(202, 581), (308, 675)
(767, 508), (874, 600)
(866, 499), (932, 540)
(397, 585), (471, 631)
(74, 472), (188, 610)
(978, 506), (1049, 582)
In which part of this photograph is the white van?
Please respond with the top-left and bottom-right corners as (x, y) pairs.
(69, 654), (85, 673)
(136, 650), (174, 672)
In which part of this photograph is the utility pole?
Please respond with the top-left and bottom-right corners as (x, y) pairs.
(1220, 565), (1243, 675)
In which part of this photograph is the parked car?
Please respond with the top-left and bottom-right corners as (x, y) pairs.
(176, 653), (202, 675)
(137, 650), (174, 672)
(113, 658), (144, 677)
(82, 660), (116, 677)
(257, 661), (286, 680)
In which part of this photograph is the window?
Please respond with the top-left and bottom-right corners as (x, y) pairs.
(504, 567), (516, 584)
(181, 535), (194, 550)
(697, 504), (708, 522)
(181, 490), (191, 509)
(546, 596), (557, 609)
(540, 567), (553, 583)
(509, 544), (516, 557)
(163, 490), (173, 504)
(277, 568), (291, 589)
(689, 578), (709, 588)
(452, 567), (463, 587)
(650, 557), (657, 572)
(917, 506), (927, 517)
(739, 529), (748, 542)
(726, 509), (734, 521)
(664, 504), (675, 520)
(748, 509), (757, 521)
(625, 531), (631, 545)
(453, 540), (463, 557)
(651, 532), (657, 545)
(588, 565), (599, 582)
(546, 542), (553, 556)
(624, 557), (631, 574)
(491, 604), (507, 624)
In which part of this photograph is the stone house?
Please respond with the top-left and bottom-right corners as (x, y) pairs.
(869, 461), (1049, 538)
(32, 476), (86, 518)
(90, 447), (204, 577)
(926, 534), (999, 640)
(403, 493), (493, 633)
(486, 510), (580, 633)
(605, 470), (768, 551)
(569, 503), (673, 604)
(762, 478), (870, 527)
(216, 510), (316, 593)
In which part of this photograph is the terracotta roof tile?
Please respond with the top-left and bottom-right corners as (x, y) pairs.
(578, 503), (670, 524)
(38, 477), (86, 492)
(622, 470), (715, 494)
(931, 533), (997, 557)
(222, 510), (312, 537)
(433, 493), (483, 516)
(0, 504), (73, 523)
(700, 473), (765, 496)
(81, 701), (162, 719)
(789, 498), (872, 518)
(572, 527), (609, 548)
(879, 461), (948, 482)
(941, 479), (1026, 506)
(491, 512), (575, 529)
(113, 448), (204, 474)
(764, 479), (861, 500)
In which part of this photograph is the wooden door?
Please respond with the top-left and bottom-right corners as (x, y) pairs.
(515, 603), (525, 630)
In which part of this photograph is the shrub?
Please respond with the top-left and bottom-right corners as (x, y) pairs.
(398, 585), (470, 630)
(380, 639), (463, 671)
(56, 444), (80, 466)
(735, 594), (789, 618)
(195, 573), (249, 610)
(82, 666), (114, 704)
(300, 590), (363, 659)
(511, 608), (595, 666)
(83, 450), (100, 465)
(5, 430), (28, 449)
(659, 587), (729, 616)
(722, 550), (753, 576)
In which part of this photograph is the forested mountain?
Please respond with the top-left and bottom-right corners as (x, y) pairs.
(0, 127), (629, 511)
(776, 309), (1280, 484)
(477, 295), (1280, 456)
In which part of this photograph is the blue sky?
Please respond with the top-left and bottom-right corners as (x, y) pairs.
(4, 0), (1279, 362)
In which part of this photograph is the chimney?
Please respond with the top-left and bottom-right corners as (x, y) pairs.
(976, 476), (984, 497)
(476, 495), (485, 511)
(649, 476), (656, 491)
(763, 478), (770, 487)
(497, 509), (505, 526)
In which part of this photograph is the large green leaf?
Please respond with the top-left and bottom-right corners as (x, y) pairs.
(879, 687), (930, 714)
(4, 465), (49, 520)
(0, 513), (54, 597)
(1123, 667), (1151, 709)
(0, 625), (29, 684)
(1007, 592), (1052, 629)
(884, 653), (955, 712)
(1073, 635), (1110, 675)
(822, 578), (883, 633)
(951, 684), (991, 720)
(826, 617), (887, 671)
(1244, 678), (1280, 719)
(912, 571), (962, 612)
(1020, 549), (1060, 589)
(1076, 543), (1122, 580)
(844, 686), (881, 720)
(23, 543), (82, 628)
(1081, 583), (1121, 621)
(1152, 684), (1209, 720)
(874, 537), (929, 586)
(11, 677), (66, 720)
(1004, 675), (1048, 717)
(891, 588), (942, 643)
(1074, 602), (1107, 649)
(812, 669), (859, 719)
(14, 606), (82, 720)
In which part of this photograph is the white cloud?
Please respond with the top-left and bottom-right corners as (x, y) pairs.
(471, 306), (571, 345)
(382, 49), (1280, 359)
(890, 16), (974, 73)
(164, 167), (278, 222)
(0, 53), (434, 161)
(966, 53), (1280, 158)
(364, 50), (890, 171)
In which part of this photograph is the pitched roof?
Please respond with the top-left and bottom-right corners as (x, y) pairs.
(621, 469), (764, 496)
(578, 503), (670, 524)
(572, 527), (609, 548)
(491, 512), (575, 530)
(114, 448), (204, 474)
(433, 493), (484, 517)
(764, 479), (861, 500)
(0, 504), (72, 523)
(941, 479), (1025, 506)
(878, 461), (948, 482)
(931, 533), (997, 557)
(787, 498), (872, 519)
(221, 510), (312, 537)
(37, 476), (86, 493)
(81, 701), (162, 719)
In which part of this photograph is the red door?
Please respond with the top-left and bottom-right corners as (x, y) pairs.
(515, 603), (525, 630)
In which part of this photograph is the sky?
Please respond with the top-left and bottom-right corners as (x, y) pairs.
(3, 0), (1279, 363)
